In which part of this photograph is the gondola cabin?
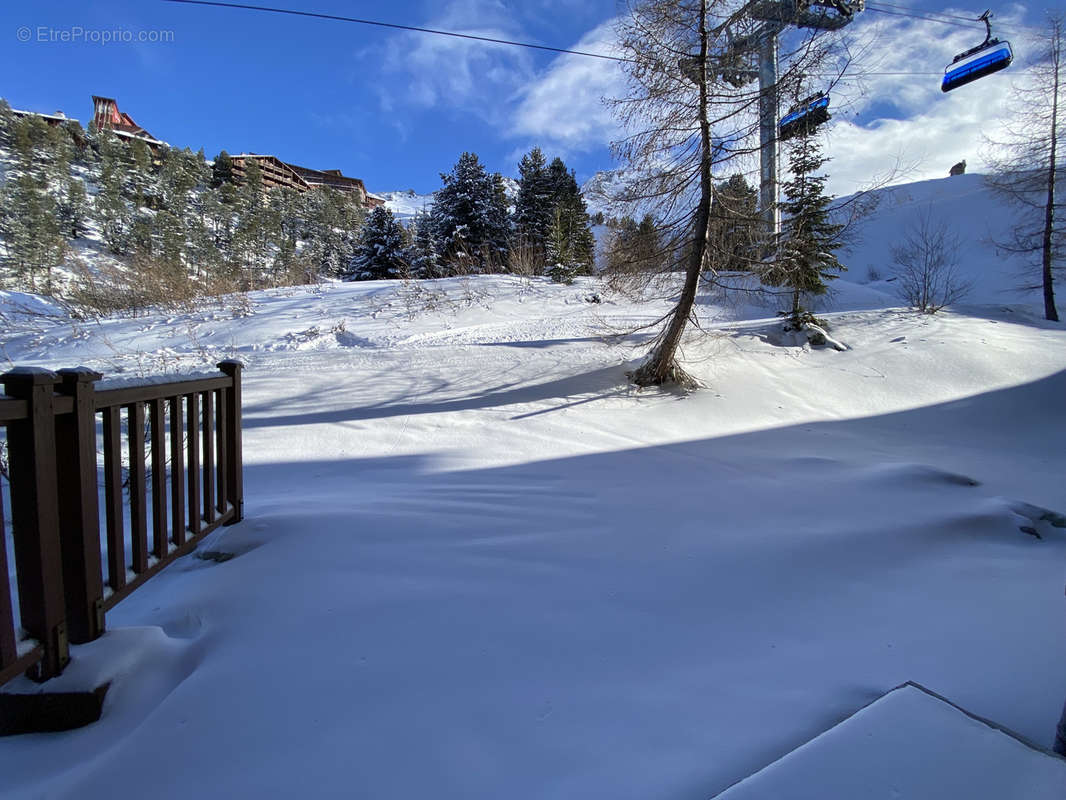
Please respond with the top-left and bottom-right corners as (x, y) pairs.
(941, 39), (1013, 92)
(778, 94), (831, 142)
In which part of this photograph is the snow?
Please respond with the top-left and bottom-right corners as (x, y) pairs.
(378, 188), (436, 221)
(713, 683), (1066, 799)
(0, 174), (1064, 798)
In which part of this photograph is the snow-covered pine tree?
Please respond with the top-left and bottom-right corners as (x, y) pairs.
(44, 120), (86, 240)
(764, 129), (844, 328)
(268, 187), (304, 286)
(514, 147), (553, 264)
(301, 188), (361, 282)
(541, 157), (595, 276)
(406, 209), (442, 278)
(125, 138), (155, 255)
(348, 205), (407, 280)
(230, 158), (281, 288)
(431, 152), (511, 273)
(93, 128), (134, 254)
(154, 147), (201, 268)
(0, 100), (15, 153)
(0, 119), (67, 291)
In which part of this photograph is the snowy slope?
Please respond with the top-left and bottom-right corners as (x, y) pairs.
(379, 178), (518, 222)
(842, 172), (1044, 303)
(378, 189), (436, 221)
(0, 175), (1064, 799)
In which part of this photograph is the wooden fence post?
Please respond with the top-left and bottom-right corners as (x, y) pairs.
(2, 368), (69, 681)
(56, 368), (105, 644)
(218, 361), (244, 523)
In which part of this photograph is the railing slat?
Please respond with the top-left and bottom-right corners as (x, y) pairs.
(150, 399), (167, 561)
(102, 407), (126, 593)
(0, 490), (17, 669)
(202, 392), (215, 524)
(216, 387), (228, 517)
(128, 403), (148, 574)
(170, 396), (186, 547)
(219, 361), (244, 524)
(187, 393), (201, 539)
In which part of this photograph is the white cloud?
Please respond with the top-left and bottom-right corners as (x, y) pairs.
(818, 6), (1030, 194)
(376, 0), (535, 121)
(510, 19), (625, 155)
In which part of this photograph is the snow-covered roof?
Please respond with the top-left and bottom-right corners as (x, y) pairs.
(112, 129), (167, 148)
(11, 108), (80, 124)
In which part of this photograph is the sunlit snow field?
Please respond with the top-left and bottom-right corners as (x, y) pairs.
(1, 174), (1064, 798)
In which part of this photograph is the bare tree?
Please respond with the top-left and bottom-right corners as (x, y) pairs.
(985, 12), (1064, 322)
(891, 207), (971, 313)
(607, 0), (851, 386)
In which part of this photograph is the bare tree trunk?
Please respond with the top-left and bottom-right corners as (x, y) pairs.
(1042, 44), (1059, 322)
(631, 0), (714, 388)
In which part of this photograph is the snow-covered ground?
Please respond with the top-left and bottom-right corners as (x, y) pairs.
(1, 175), (1064, 798)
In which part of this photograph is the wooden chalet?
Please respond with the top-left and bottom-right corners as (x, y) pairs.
(229, 154), (310, 193)
(10, 109), (79, 127)
(90, 96), (166, 150)
(230, 154), (382, 207)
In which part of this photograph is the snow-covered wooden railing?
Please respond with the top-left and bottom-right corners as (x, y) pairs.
(0, 362), (243, 686)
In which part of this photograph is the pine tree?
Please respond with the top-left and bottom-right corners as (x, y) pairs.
(230, 159), (274, 287)
(188, 154), (228, 281)
(63, 177), (89, 239)
(94, 129), (134, 254)
(0, 174), (66, 291)
(431, 152), (511, 273)
(406, 209), (442, 278)
(545, 157), (573, 208)
(708, 173), (759, 272)
(541, 157), (595, 276)
(514, 147), (553, 262)
(348, 206), (407, 280)
(0, 115), (68, 290)
(153, 147), (200, 268)
(211, 150), (235, 189)
(302, 188), (361, 281)
(0, 100), (15, 153)
(605, 214), (661, 282)
(765, 131), (844, 326)
(268, 187), (304, 286)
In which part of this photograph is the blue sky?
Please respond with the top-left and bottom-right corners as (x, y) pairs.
(0, 1), (1057, 196)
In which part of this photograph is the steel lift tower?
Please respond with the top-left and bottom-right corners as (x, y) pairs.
(719, 0), (862, 238)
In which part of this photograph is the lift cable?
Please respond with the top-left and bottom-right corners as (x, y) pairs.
(863, 4), (984, 30)
(161, 0), (629, 62)
(161, 0), (1015, 78)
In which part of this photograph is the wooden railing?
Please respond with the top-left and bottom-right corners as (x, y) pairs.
(0, 361), (243, 686)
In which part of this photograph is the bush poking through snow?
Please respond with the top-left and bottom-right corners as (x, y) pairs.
(891, 209), (971, 313)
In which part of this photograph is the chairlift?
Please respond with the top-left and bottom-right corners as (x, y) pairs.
(941, 10), (1013, 92)
(778, 93), (831, 141)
